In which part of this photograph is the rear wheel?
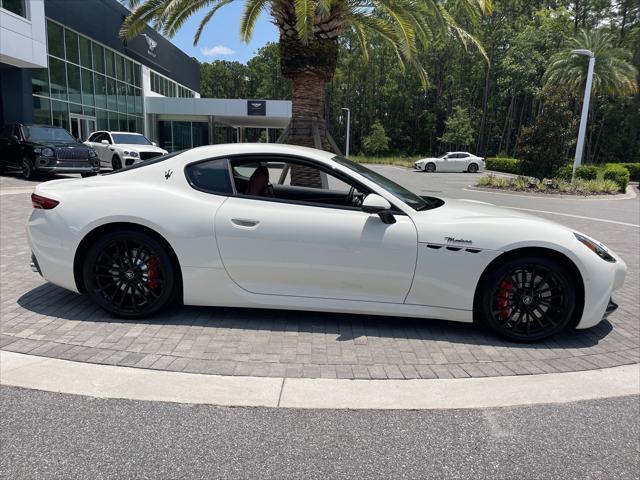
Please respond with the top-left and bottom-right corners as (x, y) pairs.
(83, 230), (177, 318)
(112, 155), (122, 171)
(467, 163), (479, 173)
(425, 163), (436, 173)
(476, 256), (576, 342)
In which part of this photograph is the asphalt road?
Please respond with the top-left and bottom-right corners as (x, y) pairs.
(1, 385), (638, 480)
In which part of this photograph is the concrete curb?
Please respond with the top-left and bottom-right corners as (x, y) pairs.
(2, 351), (638, 410)
(464, 184), (637, 200)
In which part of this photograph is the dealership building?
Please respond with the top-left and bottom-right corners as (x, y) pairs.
(0, 0), (291, 151)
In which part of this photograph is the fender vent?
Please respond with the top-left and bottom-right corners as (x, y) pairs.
(445, 246), (462, 251)
(466, 248), (482, 253)
(427, 244), (443, 249)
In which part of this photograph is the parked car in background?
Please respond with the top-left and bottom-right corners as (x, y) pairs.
(0, 124), (100, 180)
(415, 152), (485, 173)
(85, 131), (168, 170)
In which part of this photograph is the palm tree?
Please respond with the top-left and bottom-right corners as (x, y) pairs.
(120, 0), (489, 155)
(544, 29), (638, 97)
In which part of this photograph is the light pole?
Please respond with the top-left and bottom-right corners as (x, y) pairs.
(571, 49), (595, 179)
(341, 107), (351, 157)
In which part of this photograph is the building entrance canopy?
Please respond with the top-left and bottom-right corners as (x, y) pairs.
(145, 97), (292, 129)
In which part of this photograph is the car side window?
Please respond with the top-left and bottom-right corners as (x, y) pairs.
(458, 153), (469, 158)
(88, 132), (100, 142)
(230, 157), (369, 210)
(185, 158), (233, 195)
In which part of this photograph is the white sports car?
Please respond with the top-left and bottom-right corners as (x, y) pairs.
(85, 131), (168, 170)
(415, 152), (485, 173)
(27, 144), (626, 341)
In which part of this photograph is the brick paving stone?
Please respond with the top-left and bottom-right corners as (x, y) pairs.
(2, 182), (638, 380)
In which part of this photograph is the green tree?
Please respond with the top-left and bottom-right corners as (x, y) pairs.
(362, 121), (390, 156)
(120, 0), (488, 151)
(544, 29), (638, 96)
(439, 106), (475, 148)
(517, 87), (578, 179)
(200, 60), (251, 98)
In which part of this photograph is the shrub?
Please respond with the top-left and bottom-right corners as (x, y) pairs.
(476, 174), (496, 186)
(603, 164), (630, 192)
(607, 163), (640, 181)
(555, 165), (573, 180)
(575, 165), (599, 180)
(485, 158), (521, 174)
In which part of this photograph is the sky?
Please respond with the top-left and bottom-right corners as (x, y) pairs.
(159, 3), (278, 64)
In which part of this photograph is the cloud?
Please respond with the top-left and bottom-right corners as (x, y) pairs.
(201, 45), (236, 57)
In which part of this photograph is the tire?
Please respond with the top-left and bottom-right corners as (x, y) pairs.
(112, 155), (122, 171)
(83, 230), (177, 318)
(475, 255), (576, 342)
(425, 163), (436, 173)
(467, 163), (479, 173)
(81, 172), (98, 178)
(22, 157), (35, 180)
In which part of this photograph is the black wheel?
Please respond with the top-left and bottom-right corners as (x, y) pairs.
(476, 256), (576, 342)
(112, 155), (122, 171)
(81, 172), (98, 178)
(83, 231), (177, 318)
(468, 163), (479, 173)
(22, 157), (35, 180)
(425, 163), (436, 173)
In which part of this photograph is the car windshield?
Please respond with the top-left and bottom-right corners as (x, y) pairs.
(22, 126), (76, 143)
(332, 156), (440, 211)
(111, 133), (152, 145)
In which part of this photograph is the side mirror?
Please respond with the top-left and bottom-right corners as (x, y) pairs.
(152, 141), (157, 146)
(101, 139), (109, 145)
(10, 135), (19, 143)
(362, 194), (396, 224)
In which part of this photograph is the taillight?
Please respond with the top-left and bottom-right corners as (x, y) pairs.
(31, 193), (59, 210)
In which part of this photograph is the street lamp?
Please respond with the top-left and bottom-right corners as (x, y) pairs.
(571, 49), (595, 179)
(341, 107), (351, 157)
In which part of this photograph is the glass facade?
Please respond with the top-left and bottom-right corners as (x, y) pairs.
(0, 0), (26, 18)
(151, 71), (195, 98)
(32, 20), (144, 136)
(158, 121), (209, 152)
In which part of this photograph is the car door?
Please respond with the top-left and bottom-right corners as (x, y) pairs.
(2, 126), (24, 169)
(440, 154), (455, 172)
(454, 153), (470, 171)
(93, 133), (111, 168)
(212, 157), (419, 303)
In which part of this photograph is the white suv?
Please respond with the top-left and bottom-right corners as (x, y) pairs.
(85, 131), (168, 170)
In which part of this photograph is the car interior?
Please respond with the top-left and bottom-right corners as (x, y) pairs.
(231, 158), (368, 208)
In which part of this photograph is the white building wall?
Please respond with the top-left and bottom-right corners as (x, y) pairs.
(0, 0), (47, 68)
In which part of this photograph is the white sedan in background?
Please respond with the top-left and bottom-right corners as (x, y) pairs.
(415, 152), (485, 173)
(85, 131), (168, 170)
(27, 144), (625, 342)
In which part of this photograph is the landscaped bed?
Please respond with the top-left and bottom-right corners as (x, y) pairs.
(475, 174), (626, 195)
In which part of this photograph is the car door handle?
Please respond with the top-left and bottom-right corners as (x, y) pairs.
(231, 218), (260, 228)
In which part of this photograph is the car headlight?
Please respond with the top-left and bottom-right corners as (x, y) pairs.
(123, 151), (139, 158)
(35, 147), (55, 157)
(574, 233), (616, 263)
(89, 149), (98, 158)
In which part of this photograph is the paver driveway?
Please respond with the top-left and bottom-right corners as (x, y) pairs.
(1, 168), (638, 379)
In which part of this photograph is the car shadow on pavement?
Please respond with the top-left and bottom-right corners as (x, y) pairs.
(15, 283), (614, 350)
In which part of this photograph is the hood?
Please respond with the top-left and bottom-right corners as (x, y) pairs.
(117, 144), (166, 153)
(27, 140), (86, 149)
(411, 198), (574, 250)
(416, 157), (438, 163)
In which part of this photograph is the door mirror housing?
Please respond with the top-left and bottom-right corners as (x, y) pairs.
(152, 141), (157, 146)
(362, 194), (396, 224)
(101, 139), (109, 145)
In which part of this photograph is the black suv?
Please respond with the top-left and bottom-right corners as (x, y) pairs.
(0, 124), (100, 179)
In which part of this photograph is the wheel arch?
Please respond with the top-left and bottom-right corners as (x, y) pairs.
(73, 222), (183, 299)
(472, 246), (585, 328)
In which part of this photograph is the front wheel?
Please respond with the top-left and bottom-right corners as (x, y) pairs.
(112, 155), (122, 171)
(22, 158), (36, 180)
(81, 172), (98, 178)
(83, 230), (177, 318)
(475, 256), (576, 342)
(425, 163), (436, 173)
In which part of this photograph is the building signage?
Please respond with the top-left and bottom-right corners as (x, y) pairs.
(248, 100), (266, 116)
(142, 34), (158, 58)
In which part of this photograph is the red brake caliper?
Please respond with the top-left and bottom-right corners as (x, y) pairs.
(497, 279), (514, 320)
(146, 257), (160, 290)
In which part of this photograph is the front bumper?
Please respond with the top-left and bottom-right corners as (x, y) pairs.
(34, 156), (100, 174)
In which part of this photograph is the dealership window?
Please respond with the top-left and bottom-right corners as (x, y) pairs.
(150, 71), (194, 98)
(32, 21), (145, 137)
(1, 0), (26, 17)
(158, 120), (209, 152)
